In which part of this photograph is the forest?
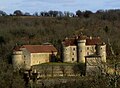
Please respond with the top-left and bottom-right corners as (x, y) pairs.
(0, 9), (120, 87)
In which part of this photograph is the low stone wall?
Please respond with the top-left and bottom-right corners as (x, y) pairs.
(31, 64), (85, 78)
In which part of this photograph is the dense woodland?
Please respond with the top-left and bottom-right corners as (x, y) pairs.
(0, 9), (120, 87)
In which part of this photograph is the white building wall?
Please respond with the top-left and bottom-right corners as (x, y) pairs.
(63, 46), (71, 62)
(31, 53), (50, 66)
(31, 52), (57, 66)
(70, 46), (77, 63)
(63, 46), (77, 63)
(85, 45), (96, 56)
(97, 45), (106, 62)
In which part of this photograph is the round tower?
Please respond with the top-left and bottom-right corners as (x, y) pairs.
(12, 51), (24, 70)
(77, 39), (86, 63)
(96, 43), (106, 63)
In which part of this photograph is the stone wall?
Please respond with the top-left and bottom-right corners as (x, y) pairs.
(31, 64), (86, 78)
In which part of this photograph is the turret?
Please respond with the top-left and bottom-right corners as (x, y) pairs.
(12, 50), (24, 70)
(77, 38), (86, 63)
(96, 43), (106, 63)
(62, 41), (67, 62)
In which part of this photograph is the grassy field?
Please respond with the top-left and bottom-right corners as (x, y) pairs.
(34, 62), (80, 66)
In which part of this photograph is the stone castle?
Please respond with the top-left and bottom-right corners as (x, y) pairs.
(12, 34), (106, 75)
(62, 34), (106, 63)
(12, 44), (57, 70)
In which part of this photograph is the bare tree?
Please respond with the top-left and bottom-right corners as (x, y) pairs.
(59, 65), (67, 76)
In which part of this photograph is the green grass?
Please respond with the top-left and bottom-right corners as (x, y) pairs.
(34, 62), (79, 66)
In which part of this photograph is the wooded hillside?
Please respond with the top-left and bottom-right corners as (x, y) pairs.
(0, 9), (120, 61)
(0, 9), (120, 87)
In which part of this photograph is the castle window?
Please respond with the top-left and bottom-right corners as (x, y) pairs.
(72, 58), (74, 61)
(87, 47), (89, 50)
(73, 53), (74, 55)
(73, 48), (75, 50)
(87, 52), (89, 55)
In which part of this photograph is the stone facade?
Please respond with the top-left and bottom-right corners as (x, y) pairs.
(12, 44), (57, 70)
(32, 64), (82, 78)
(85, 56), (102, 75)
(62, 34), (106, 63)
(62, 34), (106, 75)
(63, 45), (77, 63)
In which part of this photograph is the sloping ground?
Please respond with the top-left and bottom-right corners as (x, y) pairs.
(106, 66), (120, 75)
(100, 62), (120, 75)
(32, 63), (85, 77)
